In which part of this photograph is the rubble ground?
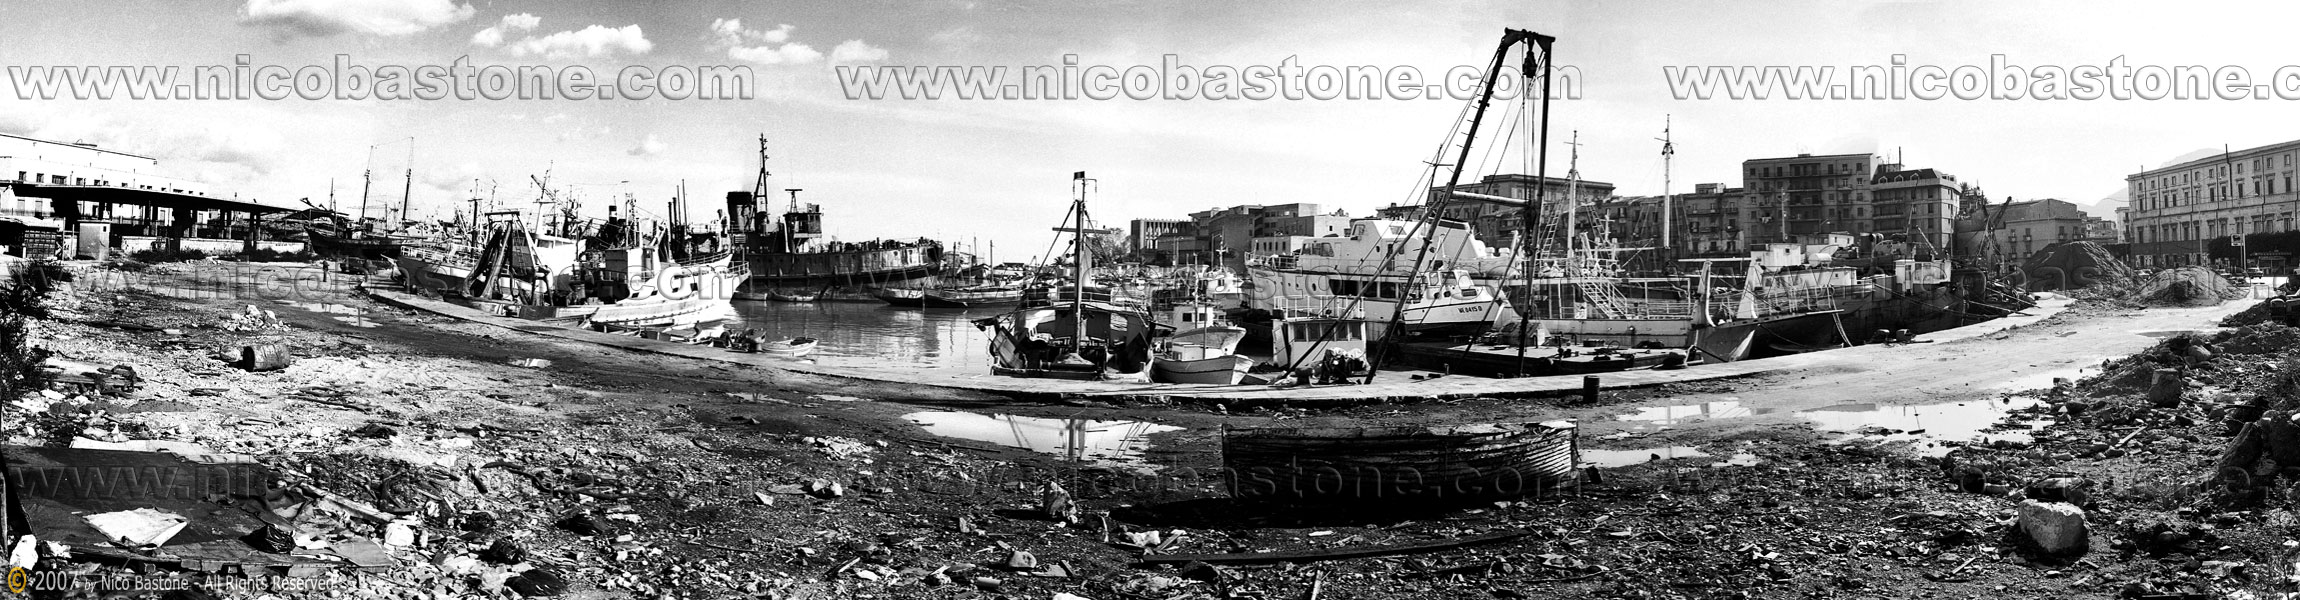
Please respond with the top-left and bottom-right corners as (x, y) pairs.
(4, 262), (2298, 599)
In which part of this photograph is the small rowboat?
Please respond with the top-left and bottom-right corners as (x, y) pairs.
(1222, 421), (1577, 504)
(757, 336), (818, 357)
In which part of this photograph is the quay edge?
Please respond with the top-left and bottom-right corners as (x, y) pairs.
(361, 286), (2107, 407)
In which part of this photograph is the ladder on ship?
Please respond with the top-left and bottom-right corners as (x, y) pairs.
(1574, 278), (1646, 319)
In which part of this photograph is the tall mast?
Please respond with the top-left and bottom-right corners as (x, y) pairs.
(1510, 32), (1556, 377)
(1657, 116), (1674, 258)
(1371, 28), (1552, 381)
(398, 137), (414, 232)
(1563, 130), (1582, 267)
(1068, 171), (1095, 356)
(358, 144), (375, 226)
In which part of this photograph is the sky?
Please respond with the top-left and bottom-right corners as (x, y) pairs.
(3, 0), (2299, 259)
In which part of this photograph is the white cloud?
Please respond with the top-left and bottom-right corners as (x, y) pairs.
(239, 0), (475, 38)
(627, 134), (667, 157)
(503, 24), (653, 59)
(711, 18), (829, 65)
(710, 18), (792, 45)
(470, 12), (541, 47)
(729, 43), (822, 65)
(829, 40), (890, 64)
(929, 27), (983, 52)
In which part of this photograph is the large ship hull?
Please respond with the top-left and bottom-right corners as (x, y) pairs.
(740, 246), (943, 288)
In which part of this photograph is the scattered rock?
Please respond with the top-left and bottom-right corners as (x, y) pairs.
(2018, 500), (2088, 555)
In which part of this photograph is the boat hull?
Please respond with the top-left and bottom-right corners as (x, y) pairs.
(1151, 354), (1254, 385)
(872, 288), (928, 307)
(1222, 421), (1579, 504)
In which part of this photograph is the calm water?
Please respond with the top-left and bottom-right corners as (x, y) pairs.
(721, 300), (1000, 374)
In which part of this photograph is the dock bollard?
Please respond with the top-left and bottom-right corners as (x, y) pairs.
(1582, 376), (1600, 403)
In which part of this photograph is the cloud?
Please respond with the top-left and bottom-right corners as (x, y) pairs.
(627, 134), (667, 157)
(711, 18), (791, 45)
(929, 27), (983, 52)
(470, 12), (541, 47)
(502, 24), (653, 59)
(829, 40), (890, 64)
(239, 0), (474, 38)
(711, 18), (829, 65)
(729, 43), (822, 65)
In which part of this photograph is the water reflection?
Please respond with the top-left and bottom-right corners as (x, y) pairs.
(1798, 397), (2051, 457)
(725, 301), (995, 374)
(901, 411), (1181, 469)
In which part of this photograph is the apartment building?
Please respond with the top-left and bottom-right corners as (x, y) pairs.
(2123, 139), (2300, 268)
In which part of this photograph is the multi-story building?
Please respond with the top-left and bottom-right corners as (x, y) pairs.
(1127, 218), (1187, 255)
(2083, 216), (2121, 244)
(1422, 173), (1615, 250)
(1739, 152), (1962, 257)
(1677, 183), (1750, 256)
(1868, 166), (1963, 253)
(2123, 140), (2300, 268)
(1742, 152), (1881, 243)
(1954, 198), (2089, 268)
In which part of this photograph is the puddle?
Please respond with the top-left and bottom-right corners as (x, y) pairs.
(276, 300), (381, 327)
(2135, 330), (2204, 339)
(1798, 396), (2052, 457)
(1709, 453), (1762, 468)
(811, 394), (869, 402)
(901, 411), (1181, 469)
(1613, 399), (1774, 425)
(1579, 446), (1710, 468)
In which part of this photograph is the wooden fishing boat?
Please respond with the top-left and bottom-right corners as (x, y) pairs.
(1151, 322), (1254, 385)
(757, 336), (818, 357)
(872, 287), (928, 307)
(921, 285), (1025, 308)
(1222, 421), (1578, 503)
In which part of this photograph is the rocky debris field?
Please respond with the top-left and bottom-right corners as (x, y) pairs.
(2, 261), (2298, 599)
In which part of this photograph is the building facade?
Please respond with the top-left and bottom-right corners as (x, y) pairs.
(1954, 198), (2089, 268)
(1423, 173), (1616, 250)
(2123, 139), (2300, 268)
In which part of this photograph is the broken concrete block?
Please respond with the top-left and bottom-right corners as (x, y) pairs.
(84, 508), (189, 547)
(2018, 500), (2088, 555)
(1005, 549), (1037, 570)
(2147, 368), (2184, 408)
(237, 344), (292, 371)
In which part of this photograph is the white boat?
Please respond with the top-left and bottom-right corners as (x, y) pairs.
(1249, 267), (1519, 337)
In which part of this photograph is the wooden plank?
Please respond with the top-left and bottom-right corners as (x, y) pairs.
(1135, 529), (1532, 565)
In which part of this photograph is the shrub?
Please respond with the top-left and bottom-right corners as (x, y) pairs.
(129, 247), (207, 263)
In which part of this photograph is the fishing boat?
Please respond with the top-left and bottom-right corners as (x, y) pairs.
(871, 287), (929, 307)
(1222, 420), (1579, 503)
(727, 135), (945, 292)
(733, 288), (822, 302)
(974, 172), (1157, 381)
(1149, 303), (1253, 384)
(921, 284), (1026, 308)
(396, 181), (746, 327)
(757, 336), (818, 357)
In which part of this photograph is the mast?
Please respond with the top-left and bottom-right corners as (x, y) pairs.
(398, 137), (415, 233)
(1658, 116), (1674, 261)
(1069, 171), (1093, 357)
(1371, 28), (1552, 381)
(1510, 32), (1556, 377)
(1563, 131), (1582, 268)
(357, 145), (375, 227)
